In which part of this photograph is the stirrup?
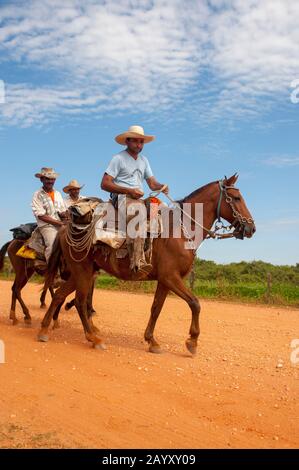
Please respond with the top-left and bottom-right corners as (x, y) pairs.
(132, 262), (153, 280)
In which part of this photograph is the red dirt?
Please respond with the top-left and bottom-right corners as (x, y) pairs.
(0, 279), (298, 448)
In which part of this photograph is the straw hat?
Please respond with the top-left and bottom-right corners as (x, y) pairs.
(63, 179), (84, 193)
(115, 125), (155, 145)
(35, 167), (59, 179)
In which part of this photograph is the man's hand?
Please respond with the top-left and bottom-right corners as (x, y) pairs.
(162, 184), (169, 195)
(58, 211), (70, 221)
(128, 188), (144, 199)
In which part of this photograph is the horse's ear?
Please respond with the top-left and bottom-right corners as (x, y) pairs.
(226, 173), (239, 186)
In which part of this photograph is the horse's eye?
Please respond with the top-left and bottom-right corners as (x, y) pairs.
(233, 196), (241, 201)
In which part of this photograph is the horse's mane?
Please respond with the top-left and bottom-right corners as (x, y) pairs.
(177, 180), (218, 204)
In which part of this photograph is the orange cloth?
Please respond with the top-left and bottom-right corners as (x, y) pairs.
(48, 191), (55, 203)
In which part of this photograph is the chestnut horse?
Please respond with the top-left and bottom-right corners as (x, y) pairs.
(0, 239), (94, 325)
(0, 240), (56, 325)
(39, 175), (255, 354)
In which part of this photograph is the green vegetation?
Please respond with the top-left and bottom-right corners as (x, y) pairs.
(95, 259), (299, 307)
(1, 256), (298, 307)
(191, 259), (299, 307)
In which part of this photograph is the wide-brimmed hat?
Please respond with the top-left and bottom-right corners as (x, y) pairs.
(35, 167), (59, 179)
(63, 179), (84, 193)
(115, 125), (155, 145)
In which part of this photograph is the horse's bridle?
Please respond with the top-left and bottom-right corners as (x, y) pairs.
(215, 180), (255, 240)
(150, 178), (255, 250)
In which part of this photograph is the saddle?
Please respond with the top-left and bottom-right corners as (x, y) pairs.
(15, 227), (46, 266)
(68, 196), (163, 259)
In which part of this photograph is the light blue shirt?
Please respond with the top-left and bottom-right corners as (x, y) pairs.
(105, 150), (153, 191)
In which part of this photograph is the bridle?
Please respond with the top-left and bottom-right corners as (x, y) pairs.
(151, 179), (255, 252)
(214, 180), (255, 240)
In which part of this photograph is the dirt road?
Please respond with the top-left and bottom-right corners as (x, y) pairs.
(0, 279), (298, 448)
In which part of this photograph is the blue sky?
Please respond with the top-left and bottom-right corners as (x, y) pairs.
(0, 0), (298, 265)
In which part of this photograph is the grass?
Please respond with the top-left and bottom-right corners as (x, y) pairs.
(95, 274), (299, 307)
(192, 280), (299, 306)
(1, 271), (298, 308)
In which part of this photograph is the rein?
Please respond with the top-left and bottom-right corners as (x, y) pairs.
(150, 185), (216, 239)
(66, 179), (254, 261)
(150, 180), (255, 251)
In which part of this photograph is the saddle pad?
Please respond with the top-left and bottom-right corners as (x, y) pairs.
(16, 245), (37, 259)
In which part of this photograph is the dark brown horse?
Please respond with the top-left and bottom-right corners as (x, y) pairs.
(0, 239), (57, 325)
(39, 175), (255, 354)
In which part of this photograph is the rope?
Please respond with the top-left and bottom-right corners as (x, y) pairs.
(149, 185), (216, 238)
(65, 214), (101, 262)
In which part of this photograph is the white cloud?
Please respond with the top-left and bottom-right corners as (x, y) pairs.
(264, 155), (299, 167)
(258, 217), (299, 232)
(0, 0), (298, 127)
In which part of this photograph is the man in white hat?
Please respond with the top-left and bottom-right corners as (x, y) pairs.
(63, 179), (85, 208)
(101, 125), (168, 276)
(31, 167), (68, 263)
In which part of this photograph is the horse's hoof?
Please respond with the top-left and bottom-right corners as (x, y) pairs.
(11, 318), (19, 326)
(185, 339), (197, 356)
(38, 334), (49, 342)
(40, 304), (47, 309)
(52, 321), (60, 330)
(149, 344), (162, 354)
(24, 320), (32, 328)
(93, 342), (107, 350)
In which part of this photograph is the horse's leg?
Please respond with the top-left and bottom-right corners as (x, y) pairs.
(164, 275), (200, 355)
(87, 278), (96, 316)
(64, 294), (99, 332)
(41, 285), (55, 308)
(38, 278), (75, 342)
(87, 288), (99, 335)
(52, 301), (64, 329)
(9, 280), (18, 325)
(144, 282), (169, 354)
(40, 284), (47, 309)
(65, 298), (75, 311)
(74, 277), (105, 349)
(11, 269), (34, 326)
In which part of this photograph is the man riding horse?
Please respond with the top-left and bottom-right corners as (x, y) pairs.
(63, 179), (85, 208)
(31, 167), (68, 264)
(101, 125), (169, 277)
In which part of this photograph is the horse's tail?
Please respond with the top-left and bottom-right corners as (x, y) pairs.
(44, 233), (62, 290)
(0, 241), (11, 271)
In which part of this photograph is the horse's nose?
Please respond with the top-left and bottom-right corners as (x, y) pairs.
(244, 223), (256, 238)
(244, 223), (256, 237)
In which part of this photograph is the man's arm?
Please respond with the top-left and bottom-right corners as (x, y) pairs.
(146, 176), (169, 194)
(37, 215), (64, 227)
(31, 193), (64, 226)
(101, 173), (144, 199)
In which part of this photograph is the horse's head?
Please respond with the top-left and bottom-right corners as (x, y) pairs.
(69, 197), (104, 225)
(217, 174), (256, 239)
